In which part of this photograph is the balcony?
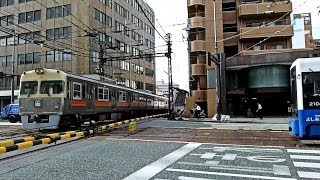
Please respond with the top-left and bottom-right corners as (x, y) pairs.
(191, 90), (207, 102)
(188, 17), (205, 29)
(239, 25), (293, 39)
(187, 0), (205, 7)
(191, 64), (206, 76)
(190, 40), (206, 52)
(238, 1), (292, 17)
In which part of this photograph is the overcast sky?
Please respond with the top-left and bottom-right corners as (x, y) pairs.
(145, 0), (320, 91)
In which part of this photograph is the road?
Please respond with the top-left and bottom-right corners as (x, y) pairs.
(0, 118), (318, 179)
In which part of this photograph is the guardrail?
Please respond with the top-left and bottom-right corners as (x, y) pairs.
(0, 113), (167, 154)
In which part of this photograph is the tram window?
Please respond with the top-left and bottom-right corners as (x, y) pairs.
(118, 91), (126, 102)
(73, 82), (81, 100)
(20, 81), (38, 95)
(303, 73), (320, 98)
(98, 87), (109, 101)
(40, 80), (64, 95)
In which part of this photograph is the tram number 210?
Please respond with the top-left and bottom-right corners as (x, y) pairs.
(309, 102), (320, 107)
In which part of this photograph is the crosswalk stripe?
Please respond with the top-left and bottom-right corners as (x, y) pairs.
(287, 149), (320, 154)
(293, 162), (320, 169)
(290, 155), (320, 160)
(297, 171), (320, 179)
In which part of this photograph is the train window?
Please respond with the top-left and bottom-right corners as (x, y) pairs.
(20, 81), (38, 95)
(118, 91), (126, 102)
(40, 80), (64, 95)
(133, 93), (138, 102)
(98, 87), (109, 101)
(73, 82), (81, 100)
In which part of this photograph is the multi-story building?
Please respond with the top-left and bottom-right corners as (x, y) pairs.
(292, 13), (314, 49)
(0, 0), (156, 108)
(186, 0), (320, 117)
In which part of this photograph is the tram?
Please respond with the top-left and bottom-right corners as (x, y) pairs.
(289, 57), (320, 138)
(19, 68), (168, 129)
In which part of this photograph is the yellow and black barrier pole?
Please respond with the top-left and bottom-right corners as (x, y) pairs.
(0, 131), (79, 147)
(0, 130), (94, 154)
(0, 114), (165, 154)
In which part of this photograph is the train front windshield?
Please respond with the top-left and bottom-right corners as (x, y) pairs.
(40, 81), (64, 94)
(302, 72), (320, 109)
(20, 81), (38, 95)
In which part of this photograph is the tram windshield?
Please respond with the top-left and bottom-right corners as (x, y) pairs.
(302, 73), (320, 98)
(40, 80), (64, 94)
(20, 81), (38, 95)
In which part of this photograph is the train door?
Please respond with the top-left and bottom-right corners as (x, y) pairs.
(66, 81), (71, 112)
(86, 83), (94, 112)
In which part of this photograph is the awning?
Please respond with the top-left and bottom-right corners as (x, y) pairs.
(226, 62), (292, 70)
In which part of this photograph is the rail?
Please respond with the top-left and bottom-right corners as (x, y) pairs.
(0, 113), (167, 154)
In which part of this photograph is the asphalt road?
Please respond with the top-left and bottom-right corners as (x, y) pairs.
(0, 118), (317, 180)
(1, 138), (319, 180)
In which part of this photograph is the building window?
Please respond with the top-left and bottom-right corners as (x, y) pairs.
(19, 0), (34, 3)
(18, 54), (25, 65)
(0, 56), (5, 66)
(46, 26), (71, 40)
(269, 44), (285, 50)
(0, 36), (6, 46)
(18, 10), (41, 24)
(0, 0), (14, 7)
(25, 53), (33, 64)
(33, 52), (41, 63)
(46, 51), (54, 62)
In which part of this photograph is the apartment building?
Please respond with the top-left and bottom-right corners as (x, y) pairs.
(186, 0), (320, 117)
(0, 0), (156, 107)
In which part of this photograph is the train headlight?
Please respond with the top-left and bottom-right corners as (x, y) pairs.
(54, 106), (59, 110)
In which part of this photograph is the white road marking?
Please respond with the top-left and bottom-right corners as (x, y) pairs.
(222, 154), (237, 160)
(287, 149), (320, 154)
(178, 176), (214, 180)
(273, 165), (291, 176)
(122, 143), (201, 180)
(178, 161), (277, 173)
(200, 147), (282, 153)
(297, 171), (320, 179)
(293, 162), (320, 168)
(166, 168), (297, 180)
(200, 153), (216, 159)
(290, 155), (320, 161)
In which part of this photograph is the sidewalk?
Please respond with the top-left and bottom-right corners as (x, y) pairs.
(175, 117), (289, 124)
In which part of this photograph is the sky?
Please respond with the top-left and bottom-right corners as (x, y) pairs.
(145, 0), (320, 92)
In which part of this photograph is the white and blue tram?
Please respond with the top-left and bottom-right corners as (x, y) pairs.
(289, 57), (320, 138)
(19, 68), (168, 129)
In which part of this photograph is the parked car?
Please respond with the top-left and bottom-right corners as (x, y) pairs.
(1, 103), (20, 123)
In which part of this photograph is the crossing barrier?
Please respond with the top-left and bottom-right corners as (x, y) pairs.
(0, 113), (167, 154)
(0, 131), (78, 147)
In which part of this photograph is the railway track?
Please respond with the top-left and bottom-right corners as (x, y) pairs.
(106, 127), (302, 147)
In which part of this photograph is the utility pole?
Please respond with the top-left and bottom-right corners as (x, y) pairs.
(11, 30), (16, 103)
(208, 52), (224, 121)
(165, 33), (175, 120)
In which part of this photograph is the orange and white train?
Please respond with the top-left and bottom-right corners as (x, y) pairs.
(19, 68), (168, 129)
